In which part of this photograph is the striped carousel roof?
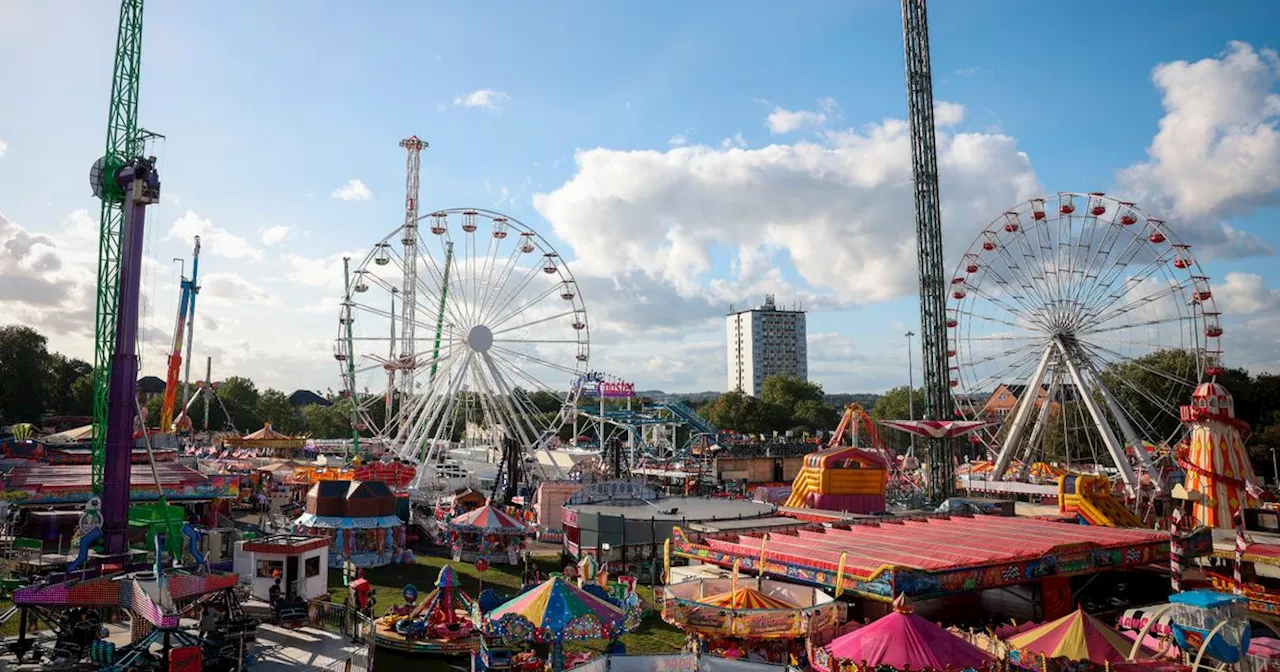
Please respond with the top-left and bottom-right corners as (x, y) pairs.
(700, 587), (796, 610)
(451, 502), (527, 532)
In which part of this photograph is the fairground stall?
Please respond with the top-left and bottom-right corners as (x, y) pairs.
(661, 565), (840, 664)
(232, 533), (330, 602)
(375, 565), (480, 655)
(294, 480), (407, 568)
(449, 502), (528, 564)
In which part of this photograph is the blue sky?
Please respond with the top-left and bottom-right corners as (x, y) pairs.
(1, 0), (1279, 396)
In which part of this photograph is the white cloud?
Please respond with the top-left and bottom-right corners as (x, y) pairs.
(954, 66), (984, 77)
(453, 89), (511, 110)
(1117, 41), (1280, 256)
(436, 102), (447, 112)
(720, 133), (748, 150)
(167, 210), (263, 260)
(1216, 272), (1280, 316)
(331, 179), (372, 202)
(766, 98), (838, 135)
(668, 133), (689, 147)
(201, 271), (280, 307)
(0, 138), (7, 157)
(261, 225), (293, 246)
(533, 99), (1039, 312)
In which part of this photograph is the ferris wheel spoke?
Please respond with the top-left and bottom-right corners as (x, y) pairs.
(1076, 250), (1180, 327)
(969, 260), (1054, 322)
(1066, 209), (1125, 308)
(1079, 312), (1196, 338)
(959, 345), (1046, 393)
(478, 243), (526, 325)
(487, 347), (563, 395)
(489, 309), (577, 337)
(954, 306), (1036, 333)
(473, 233), (507, 325)
(479, 260), (545, 329)
(487, 284), (562, 333)
(1074, 232), (1159, 317)
(984, 234), (1056, 311)
(490, 342), (583, 377)
(960, 284), (1052, 333)
(1077, 279), (1192, 333)
(1076, 339), (1199, 391)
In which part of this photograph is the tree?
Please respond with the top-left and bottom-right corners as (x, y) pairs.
(760, 374), (824, 415)
(0, 325), (51, 423)
(1098, 349), (1210, 443)
(871, 386), (925, 451)
(259, 388), (303, 434)
(703, 391), (789, 436)
(144, 394), (164, 428)
(793, 399), (838, 431)
(303, 403), (351, 439)
(217, 376), (263, 430)
(68, 374), (95, 417)
(44, 353), (92, 416)
(527, 390), (563, 414)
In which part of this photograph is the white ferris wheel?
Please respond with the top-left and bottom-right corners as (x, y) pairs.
(948, 192), (1224, 493)
(335, 207), (590, 484)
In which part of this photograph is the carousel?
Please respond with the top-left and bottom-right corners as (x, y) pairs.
(294, 480), (408, 568)
(375, 565), (480, 655)
(449, 502), (528, 564)
(483, 575), (628, 672)
(662, 562), (840, 665)
(222, 422), (306, 458)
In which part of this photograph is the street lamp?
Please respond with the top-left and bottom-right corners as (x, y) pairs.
(905, 330), (916, 456)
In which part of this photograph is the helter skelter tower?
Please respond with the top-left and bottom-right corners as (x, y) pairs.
(901, 0), (955, 501)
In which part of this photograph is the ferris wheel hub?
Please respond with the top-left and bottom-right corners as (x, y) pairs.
(467, 324), (494, 352)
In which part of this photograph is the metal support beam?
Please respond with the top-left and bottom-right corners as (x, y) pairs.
(992, 343), (1054, 479)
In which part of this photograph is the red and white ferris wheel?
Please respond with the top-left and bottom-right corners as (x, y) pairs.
(947, 192), (1223, 493)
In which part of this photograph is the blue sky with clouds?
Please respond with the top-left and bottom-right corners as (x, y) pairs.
(1, 0), (1279, 396)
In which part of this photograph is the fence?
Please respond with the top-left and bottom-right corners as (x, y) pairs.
(305, 600), (375, 672)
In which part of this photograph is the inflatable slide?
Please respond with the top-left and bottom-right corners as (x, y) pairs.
(1058, 474), (1142, 527)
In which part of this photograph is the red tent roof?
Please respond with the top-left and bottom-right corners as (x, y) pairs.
(828, 597), (992, 669)
(704, 515), (1167, 580)
(450, 503), (527, 532)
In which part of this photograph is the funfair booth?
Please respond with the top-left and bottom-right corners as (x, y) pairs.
(233, 534), (330, 602)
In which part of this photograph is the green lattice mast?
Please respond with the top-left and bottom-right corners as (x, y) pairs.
(902, 0), (955, 501)
(90, 0), (156, 494)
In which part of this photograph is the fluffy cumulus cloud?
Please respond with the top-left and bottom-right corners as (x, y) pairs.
(535, 100), (1039, 315)
(0, 137), (7, 157)
(1117, 41), (1280, 257)
(766, 97), (837, 134)
(453, 89), (511, 110)
(0, 210), (99, 341)
(1212, 273), (1280, 375)
(261, 225), (293, 246)
(167, 211), (263, 261)
(331, 179), (372, 202)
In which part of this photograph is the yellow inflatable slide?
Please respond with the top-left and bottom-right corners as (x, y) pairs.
(1058, 474), (1142, 527)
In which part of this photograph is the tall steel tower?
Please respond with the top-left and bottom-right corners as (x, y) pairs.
(397, 136), (428, 428)
(902, 0), (954, 501)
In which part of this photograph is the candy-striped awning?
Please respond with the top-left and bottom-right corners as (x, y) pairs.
(451, 503), (527, 532)
(1007, 607), (1151, 663)
(701, 588), (796, 610)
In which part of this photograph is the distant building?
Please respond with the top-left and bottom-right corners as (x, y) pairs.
(980, 383), (1078, 419)
(725, 295), (808, 397)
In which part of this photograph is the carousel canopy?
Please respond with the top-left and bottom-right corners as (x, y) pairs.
(701, 587), (796, 610)
(958, 460), (1066, 479)
(225, 422), (305, 450)
(827, 596), (992, 670)
(408, 565), (475, 623)
(452, 502), (527, 533)
(1006, 606), (1148, 663)
(486, 576), (625, 642)
(294, 512), (402, 529)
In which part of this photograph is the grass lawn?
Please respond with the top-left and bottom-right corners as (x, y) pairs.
(329, 550), (686, 667)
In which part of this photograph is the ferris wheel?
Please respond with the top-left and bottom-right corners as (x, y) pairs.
(335, 208), (590, 484)
(947, 192), (1223, 493)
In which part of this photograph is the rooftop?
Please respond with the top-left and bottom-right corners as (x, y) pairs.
(567, 496), (775, 522)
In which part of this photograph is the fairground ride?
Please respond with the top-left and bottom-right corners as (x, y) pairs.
(947, 193), (1223, 496)
(87, 0), (165, 556)
(159, 236), (201, 431)
(827, 403), (926, 507)
(336, 145), (590, 496)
